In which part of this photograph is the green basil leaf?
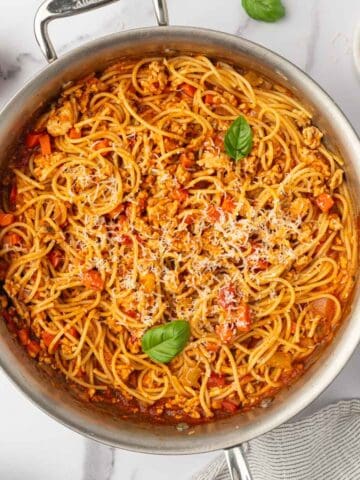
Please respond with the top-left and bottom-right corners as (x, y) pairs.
(241, 0), (285, 22)
(224, 115), (253, 161)
(141, 320), (190, 363)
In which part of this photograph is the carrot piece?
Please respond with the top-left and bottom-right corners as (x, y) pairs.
(222, 399), (238, 413)
(171, 188), (189, 203)
(48, 249), (63, 268)
(179, 152), (195, 169)
(180, 83), (196, 97)
(39, 133), (52, 155)
(207, 205), (221, 223)
(207, 372), (226, 388)
(25, 132), (41, 148)
(3, 233), (22, 246)
(69, 128), (81, 139)
(27, 340), (41, 358)
(0, 213), (15, 227)
(83, 269), (104, 291)
(221, 195), (235, 213)
(315, 193), (334, 213)
(204, 94), (215, 105)
(235, 303), (251, 331)
(41, 331), (60, 351)
(18, 328), (30, 346)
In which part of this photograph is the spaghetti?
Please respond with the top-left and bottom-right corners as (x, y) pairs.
(0, 55), (357, 423)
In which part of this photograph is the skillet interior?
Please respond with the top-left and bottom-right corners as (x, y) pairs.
(0, 27), (360, 454)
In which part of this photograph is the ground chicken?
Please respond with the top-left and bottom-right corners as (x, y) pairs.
(289, 197), (311, 220)
(140, 60), (168, 95)
(302, 126), (323, 149)
(46, 101), (75, 136)
(198, 151), (231, 170)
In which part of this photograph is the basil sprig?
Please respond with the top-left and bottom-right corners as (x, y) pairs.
(224, 115), (253, 161)
(242, 0), (285, 23)
(141, 320), (190, 363)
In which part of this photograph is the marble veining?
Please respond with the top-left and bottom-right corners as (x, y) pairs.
(83, 441), (115, 480)
(0, 1), (360, 479)
(303, 2), (320, 74)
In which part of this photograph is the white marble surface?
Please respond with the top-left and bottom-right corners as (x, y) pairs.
(1, 0), (360, 479)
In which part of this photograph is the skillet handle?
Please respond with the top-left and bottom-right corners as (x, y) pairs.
(224, 445), (253, 480)
(34, 0), (169, 64)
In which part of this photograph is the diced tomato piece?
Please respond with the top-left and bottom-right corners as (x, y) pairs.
(315, 193), (334, 213)
(42, 331), (60, 350)
(218, 284), (236, 310)
(68, 326), (79, 338)
(205, 342), (220, 352)
(93, 139), (111, 153)
(0, 213), (15, 227)
(27, 340), (41, 358)
(207, 205), (221, 223)
(171, 188), (189, 203)
(69, 128), (81, 139)
(119, 234), (133, 246)
(39, 133), (52, 155)
(180, 83), (197, 97)
(18, 328), (30, 346)
(48, 249), (63, 268)
(310, 297), (336, 321)
(9, 183), (17, 206)
(208, 372), (226, 388)
(83, 269), (104, 291)
(221, 195), (235, 213)
(25, 132), (41, 148)
(204, 94), (215, 105)
(107, 203), (124, 220)
(125, 309), (138, 319)
(179, 152), (195, 169)
(222, 399), (238, 414)
(253, 259), (270, 271)
(235, 303), (251, 331)
(184, 214), (195, 225)
(3, 233), (22, 246)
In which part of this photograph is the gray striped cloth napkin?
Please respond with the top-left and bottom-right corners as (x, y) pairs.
(193, 400), (360, 480)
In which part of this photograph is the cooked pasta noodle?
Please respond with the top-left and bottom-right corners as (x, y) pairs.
(0, 55), (357, 423)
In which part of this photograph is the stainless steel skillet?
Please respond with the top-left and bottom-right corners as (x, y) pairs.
(1, 1), (360, 479)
